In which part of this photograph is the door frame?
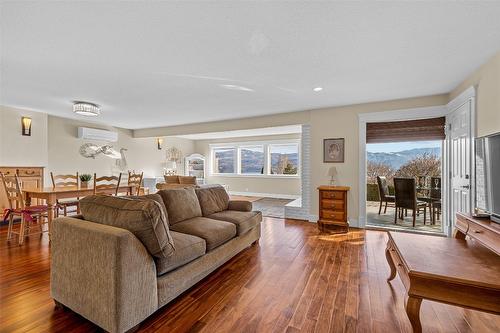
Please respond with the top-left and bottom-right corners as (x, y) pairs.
(445, 86), (476, 236)
(358, 105), (449, 230)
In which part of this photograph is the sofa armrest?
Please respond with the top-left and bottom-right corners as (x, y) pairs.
(50, 217), (157, 333)
(228, 200), (252, 212)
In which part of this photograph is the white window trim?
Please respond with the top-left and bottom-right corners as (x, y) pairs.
(209, 139), (300, 178)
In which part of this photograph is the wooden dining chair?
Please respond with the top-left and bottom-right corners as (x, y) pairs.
(127, 171), (143, 196)
(50, 172), (80, 216)
(394, 177), (427, 227)
(93, 173), (122, 196)
(376, 176), (395, 214)
(430, 177), (442, 224)
(1, 172), (49, 245)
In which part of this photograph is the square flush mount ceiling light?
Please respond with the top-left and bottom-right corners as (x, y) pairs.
(73, 101), (101, 116)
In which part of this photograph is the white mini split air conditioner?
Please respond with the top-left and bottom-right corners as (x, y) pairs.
(77, 127), (118, 142)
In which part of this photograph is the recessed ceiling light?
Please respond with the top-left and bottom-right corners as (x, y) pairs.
(313, 87), (323, 92)
(73, 101), (100, 116)
(220, 84), (254, 92)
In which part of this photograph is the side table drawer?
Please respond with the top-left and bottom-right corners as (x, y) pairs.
(321, 199), (345, 212)
(321, 191), (344, 200)
(17, 168), (42, 177)
(0, 168), (17, 176)
(467, 222), (500, 253)
(321, 210), (344, 221)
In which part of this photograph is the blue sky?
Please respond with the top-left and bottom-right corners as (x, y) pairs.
(367, 140), (442, 153)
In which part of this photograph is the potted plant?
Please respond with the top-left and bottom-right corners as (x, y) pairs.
(79, 174), (92, 188)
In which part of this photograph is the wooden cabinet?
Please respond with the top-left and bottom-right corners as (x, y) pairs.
(317, 185), (350, 233)
(0, 167), (44, 216)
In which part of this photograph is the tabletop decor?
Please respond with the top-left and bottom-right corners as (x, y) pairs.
(79, 174), (92, 187)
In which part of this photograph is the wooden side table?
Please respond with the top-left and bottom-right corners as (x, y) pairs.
(317, 185), (350, 233)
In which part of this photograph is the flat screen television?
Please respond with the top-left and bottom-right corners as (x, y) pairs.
(475, 132), (500, 223)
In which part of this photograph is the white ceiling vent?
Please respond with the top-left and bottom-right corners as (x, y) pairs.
(77, 127), (118, 142)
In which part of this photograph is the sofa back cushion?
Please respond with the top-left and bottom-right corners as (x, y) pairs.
(195, 185), (230, 216)
(157, 187), (202, 225)
(178, 176), (197, 185)
(164, 175), (179, 184)
(79, 194), (175, 258)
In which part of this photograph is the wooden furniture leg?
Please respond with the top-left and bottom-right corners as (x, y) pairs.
(386, 245), (397, 281)
(453, 228), (466, 239)
(47, 194), (56, 239)
(405, 296), (422, 333)
(7, 214), (14, 240)
(18, 215), (26, 246)
(378, 200), (383, 214)
(384, 201), (388, 214)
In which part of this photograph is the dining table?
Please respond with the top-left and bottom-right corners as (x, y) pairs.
(23, 185), (136, 235)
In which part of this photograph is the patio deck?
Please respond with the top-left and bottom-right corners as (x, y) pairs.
(366, 201), (442, 234)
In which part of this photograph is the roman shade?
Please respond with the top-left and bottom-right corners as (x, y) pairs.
(366, 117), (445, 143)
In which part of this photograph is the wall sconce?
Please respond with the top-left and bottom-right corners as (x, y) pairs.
(157, 138), (164, 150)
(21, 117), (32, 136)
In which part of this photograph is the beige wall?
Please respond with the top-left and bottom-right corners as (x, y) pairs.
(193, 134), (301, 197)
(0, 108), (195, 186)
(147, 94), (448, 221)
(450, 51), (500, 137)
(308, 95), (448, 221)
(0, 106), (48, 167)
(47, 116), (195, 181)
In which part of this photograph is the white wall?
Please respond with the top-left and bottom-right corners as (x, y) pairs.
(0, 106), (48, 166)
(47, 115), (195, 181)
(450, 51), (500, 137)
(133, 94), (449, 222)
(193, 134), (301, 197)
(0, 108), (195, 186)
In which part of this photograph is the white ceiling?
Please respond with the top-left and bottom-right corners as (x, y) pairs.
(174, 125), (302, 140)
(2, 2), (500, 130)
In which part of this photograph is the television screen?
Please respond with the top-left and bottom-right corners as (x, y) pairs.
(475, 132), (500, 222)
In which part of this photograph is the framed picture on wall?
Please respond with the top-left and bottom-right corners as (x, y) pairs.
(323, 138), (344, 163)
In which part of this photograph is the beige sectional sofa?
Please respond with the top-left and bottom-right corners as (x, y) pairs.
(50, 185), (261, 333)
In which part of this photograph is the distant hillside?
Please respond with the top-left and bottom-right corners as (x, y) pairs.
(367, 147), (441, 170)
(215, 148), (298, 173)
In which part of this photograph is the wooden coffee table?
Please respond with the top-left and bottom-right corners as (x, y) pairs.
(385, 230), (500, 332)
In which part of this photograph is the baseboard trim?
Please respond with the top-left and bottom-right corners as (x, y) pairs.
(229, 191), (300, 200)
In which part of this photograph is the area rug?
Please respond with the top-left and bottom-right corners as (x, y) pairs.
(252, 198), (294, 218)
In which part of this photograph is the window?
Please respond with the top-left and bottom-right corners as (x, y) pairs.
(210, 140), (300, 177)
(213, 148), (236, 174)
(240, 146), (264, 174)
(269, 144), (299, 175)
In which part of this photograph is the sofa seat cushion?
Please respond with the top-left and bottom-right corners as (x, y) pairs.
(195, 185), (230, 216)
(80, 194), (175, 258)
(170, 217), (236, 251)
(155, 231), (206, 276)
(208, 210), (262, 235)
(158, 187), (202, 225)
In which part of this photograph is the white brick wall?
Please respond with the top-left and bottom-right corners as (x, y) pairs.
(285, 124), (315, 221)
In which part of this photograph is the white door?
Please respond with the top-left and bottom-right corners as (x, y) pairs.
(446, 97), (474, 232)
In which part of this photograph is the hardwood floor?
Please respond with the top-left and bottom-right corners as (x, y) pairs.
(1, 217), (499, 332)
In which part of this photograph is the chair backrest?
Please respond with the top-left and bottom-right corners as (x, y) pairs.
(51, 172), (79, 188)
(128, 171), (143, 196)
(0, 173), (25, 209)
(94, 173), (122, 196)
(430, 177), (441, 199)
(376, 176), (390, 200)
(394, 177), (417, 209)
